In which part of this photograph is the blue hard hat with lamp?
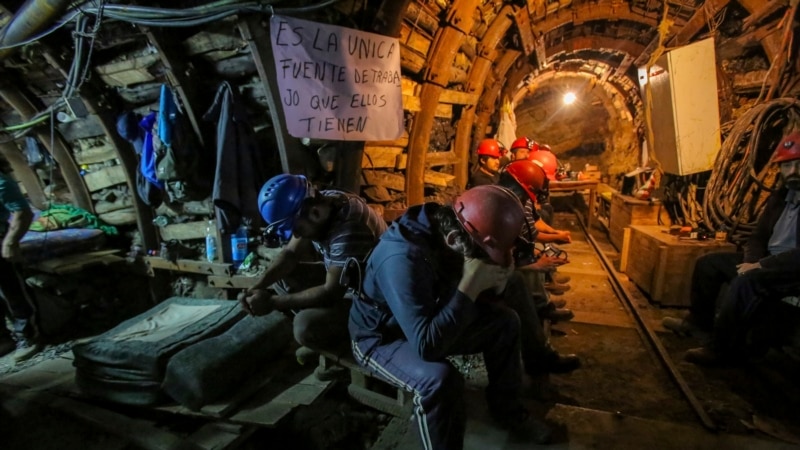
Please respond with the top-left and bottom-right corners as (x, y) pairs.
(258, 174), (313, 244)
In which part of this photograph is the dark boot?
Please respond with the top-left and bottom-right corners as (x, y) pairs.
(528, 349), (581, 375)
(11, 318), (41, 364)
(538, 302), (574, 323)
(488, 402), (551, 444)
(0, 335), (15, 358)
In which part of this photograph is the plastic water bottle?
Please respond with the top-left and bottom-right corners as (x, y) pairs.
(231, 224), (248, 268)
(205, 220), (217, 263)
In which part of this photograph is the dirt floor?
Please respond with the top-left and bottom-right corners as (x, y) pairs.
(3, 208), (800, 449)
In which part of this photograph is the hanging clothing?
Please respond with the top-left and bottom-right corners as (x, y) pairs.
(203, 81), (270, 234)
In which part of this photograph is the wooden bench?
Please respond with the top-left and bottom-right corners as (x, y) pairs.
(316, 349), (413, 418)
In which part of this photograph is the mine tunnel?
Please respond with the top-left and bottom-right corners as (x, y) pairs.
(1, 0), (799, 449)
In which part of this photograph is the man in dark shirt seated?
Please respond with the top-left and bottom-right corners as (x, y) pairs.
(663, 132), (800, 365)
(240, 174), (386, 366)
(467, 139), (502, 187)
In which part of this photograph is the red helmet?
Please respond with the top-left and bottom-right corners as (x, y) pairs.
(452, 185), (524, 267)
(476, 139), (502, 158)
(540, 144), (551, 152)
(510, 137), (540, 153)
(529, 149), (558, 180)
(772, 132), (800, 163)
(501, 160), (547, 203)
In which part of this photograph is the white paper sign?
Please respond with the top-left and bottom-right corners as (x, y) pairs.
(270, 15), (404, 141)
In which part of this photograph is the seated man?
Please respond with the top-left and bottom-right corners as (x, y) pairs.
(507, 136), (538, 164)
(663, 132), (800, 365)
(349, 185), (578, 449)
(240, 174), (386, 361)
(498, 159), (574, 322)
(0, 161), (39, 363)
(467, 139), (502, 187)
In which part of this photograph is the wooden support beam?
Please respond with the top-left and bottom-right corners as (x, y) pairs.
(395, 150), (460, 170)
(666, 0), (731, 47)
(142, 27), (206, 147)
(717, 19), (782, 60)
(83, 165), (126, 192)
(159, 220), (208, 241)
(514, 5), (535, 56)
(742, 0), (788, 30)
(238, 17), (307, 174)
(453, 107), (476, 189)
(0, 142), (47, 210)
(0, 87), (94, 213)
(737, 0), (785, 60)
(406, 0), (480, 205)
(534, 2), (664, 37)
(42, 50), (158, 249)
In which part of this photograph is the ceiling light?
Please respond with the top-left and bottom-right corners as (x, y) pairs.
(563, 92), (577, 105)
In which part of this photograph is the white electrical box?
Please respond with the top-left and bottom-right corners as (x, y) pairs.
(638, 37), (721, 175)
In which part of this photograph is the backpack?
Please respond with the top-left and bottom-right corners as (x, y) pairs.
(152, 85), (213, 203)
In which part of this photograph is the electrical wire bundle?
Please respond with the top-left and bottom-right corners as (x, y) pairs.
(702, 97), (800, 246)
(0, 0), (338, 136)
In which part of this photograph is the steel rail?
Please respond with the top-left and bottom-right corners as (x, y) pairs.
(571, 207), (718, 431)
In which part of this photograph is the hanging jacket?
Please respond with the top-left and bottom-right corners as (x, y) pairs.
(203, 81), (270, 234)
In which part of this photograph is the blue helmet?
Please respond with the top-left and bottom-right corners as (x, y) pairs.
(258, 174), (311, 241)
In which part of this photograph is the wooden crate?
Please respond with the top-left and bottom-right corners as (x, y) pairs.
(621, 225), (736, 307)
(609, 193), (669, 251)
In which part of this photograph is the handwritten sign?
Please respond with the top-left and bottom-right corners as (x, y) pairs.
(270, 15), (404, 141)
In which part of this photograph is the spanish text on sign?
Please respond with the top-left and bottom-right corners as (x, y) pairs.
(270, 15), (404, 141)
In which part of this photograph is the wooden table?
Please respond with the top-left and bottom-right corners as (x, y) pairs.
(549, 179), (599, 228)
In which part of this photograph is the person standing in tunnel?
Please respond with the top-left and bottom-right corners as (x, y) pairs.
(349, 185), (580, 449)
(467, 138), (502, 188)
(663, 132), (800, 365)
(0, 159), (40, 363)
(239, 173), (386, 372)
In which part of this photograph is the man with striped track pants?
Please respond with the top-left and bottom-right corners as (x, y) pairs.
(349, 186), (552, 449)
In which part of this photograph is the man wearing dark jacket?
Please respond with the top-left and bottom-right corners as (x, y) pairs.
(349, 185), (554, 449)
(0, 160), (39, 363)
(663, 132), (800, 364)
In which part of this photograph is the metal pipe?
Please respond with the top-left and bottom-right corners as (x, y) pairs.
(0, 0), (72, 60)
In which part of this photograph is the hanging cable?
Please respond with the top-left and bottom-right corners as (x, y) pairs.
(702, 98), (800, 246)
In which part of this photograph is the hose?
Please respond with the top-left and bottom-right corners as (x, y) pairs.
(702, 97), (800, 246)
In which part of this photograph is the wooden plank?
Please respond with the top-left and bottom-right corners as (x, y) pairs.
(186, 423), (252, 450)
(229, 373), (332, 427)
(367, 130), (409, 148)
(83, 165), (126, 192)
(401, 77), (418, 97)
(208, 275), (259, 289)
(144, 256), (233, 276)
(402, 95), (453, 117)
(733, 70), (769, 93)
(439, 89), (479, 105)
(74, 143), (118, 165)
(620, 227), (631, 273)
(95, 53), (160, 87)
(98, 208), (138, 225)
(159, 220), (208, 240)
(400, 45), (426, 73)
(32, 252), (119, 274)
(399, 23), (432, 55)
(363, 170), (405, 192)
(423, 170), (455, 187)
(362, 146), (403, 169)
